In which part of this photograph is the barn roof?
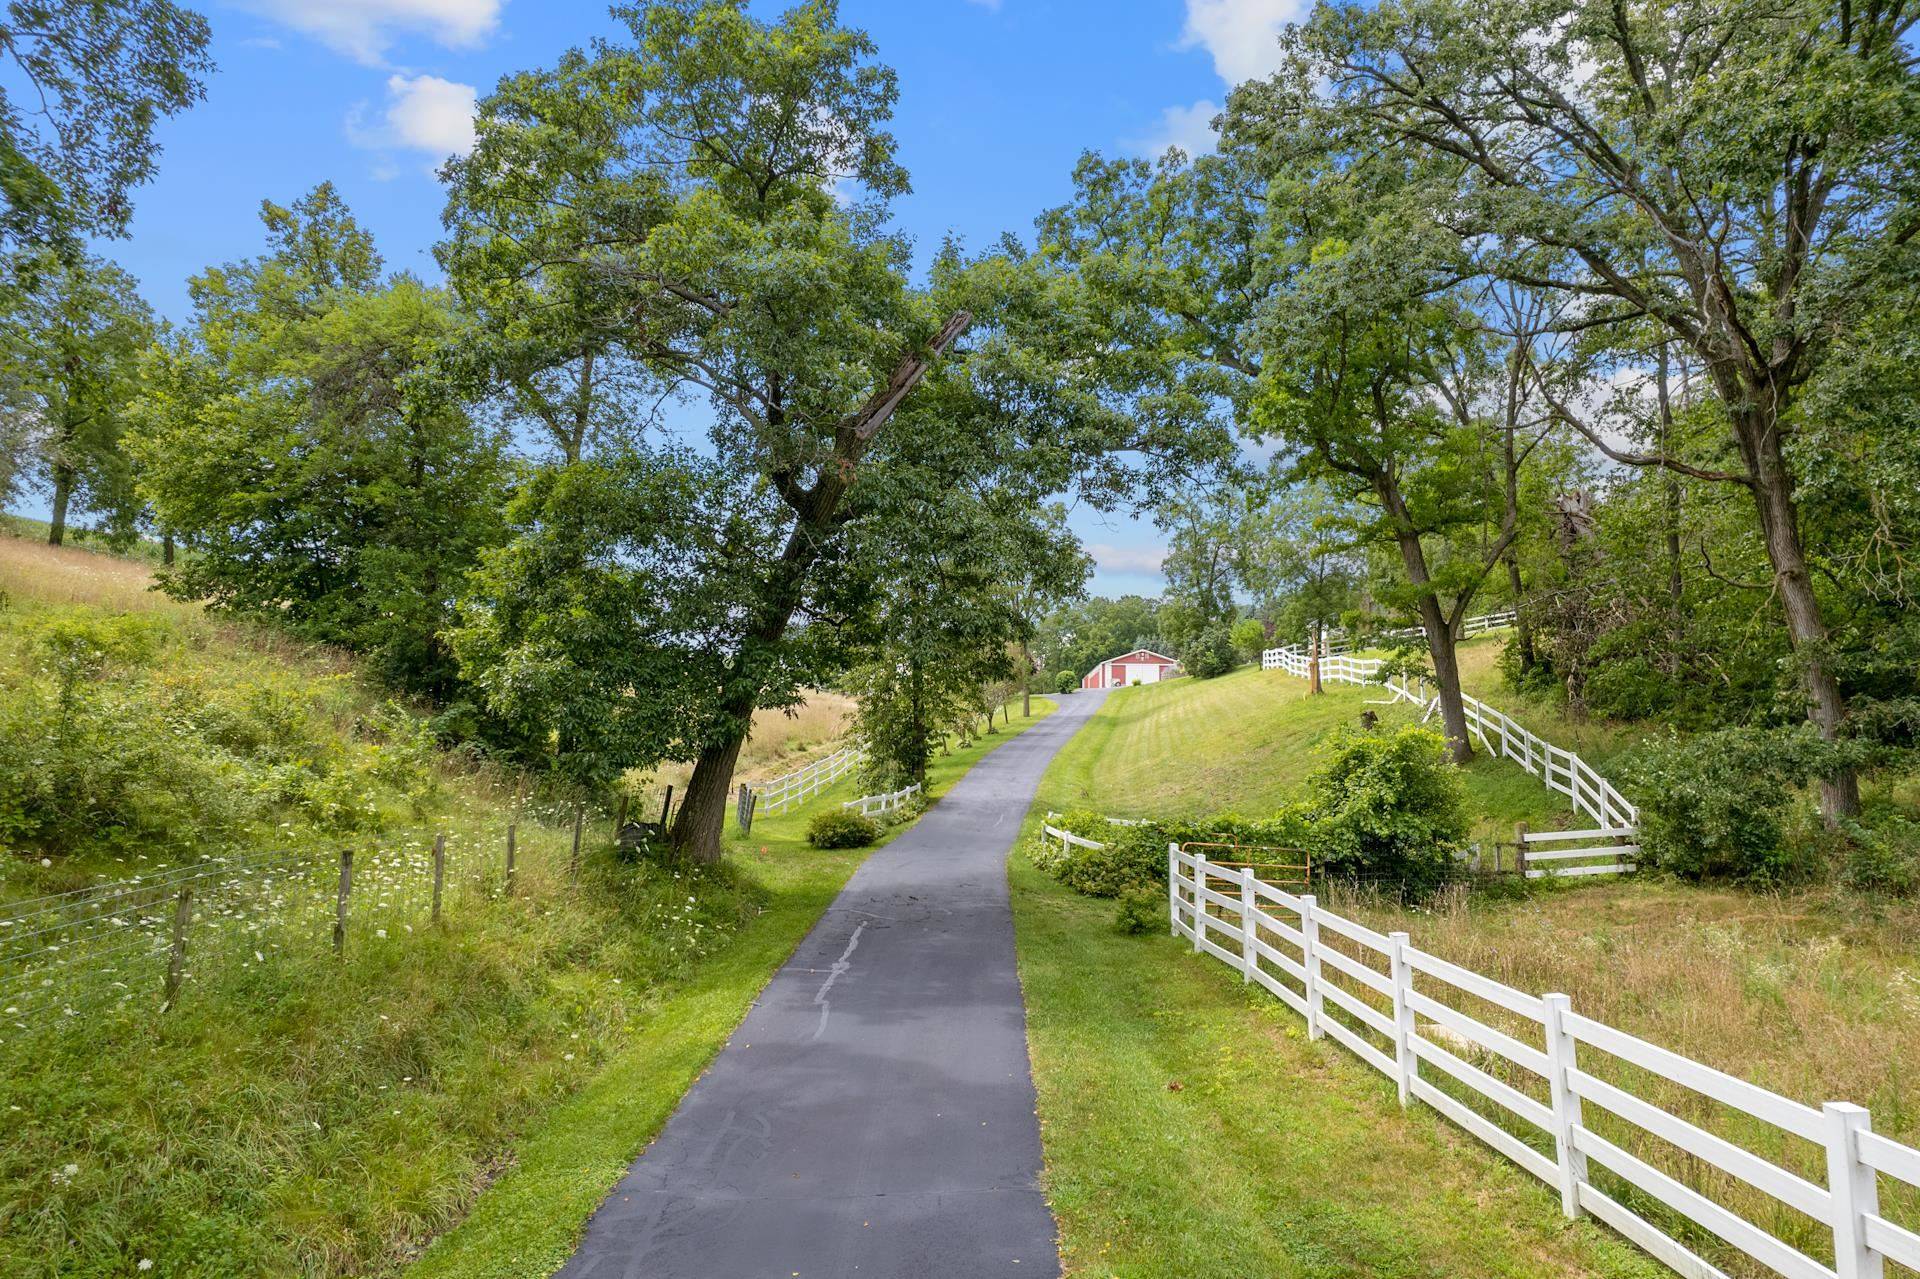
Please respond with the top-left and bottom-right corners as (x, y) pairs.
(1097, 648), (1178, 666)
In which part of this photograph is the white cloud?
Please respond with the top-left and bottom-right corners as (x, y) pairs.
(239, 0), (501, 66)
(1087, 542), (1168, 576)
(1178, 0), (1308, 87)
(348, 74), (478, 169)
(1129, 99), (1220, 160)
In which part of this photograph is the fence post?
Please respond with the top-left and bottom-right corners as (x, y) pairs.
(1388, 930), (1415, 1107)
(1167, 843), (1180, 937)
(332, 849), (353, 956)
(1300, 894), (1323, 1040)
(1515, 822), (1530, 878)
(162, 886), (193, 1010)
(1239, 867), (1257, 983)
(569, 803), (584, 884)
(505, 823), (517, 896)
(1543, 992), (1587, 1219)
(431, 832), (446, 924)
(613, 793), (629, 839)
(1825, 1102), (1883, 1279)
(1191, 853), (1207, 953)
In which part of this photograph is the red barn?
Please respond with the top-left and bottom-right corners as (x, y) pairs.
(1082, 648), (1180, 689)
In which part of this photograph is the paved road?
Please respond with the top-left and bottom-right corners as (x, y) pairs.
(557, 692), (1106, 1279)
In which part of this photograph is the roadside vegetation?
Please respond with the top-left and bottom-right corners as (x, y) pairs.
(0, 532), (1053, 1276)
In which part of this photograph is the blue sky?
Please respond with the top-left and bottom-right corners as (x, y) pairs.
(71, 0), (1309, 595)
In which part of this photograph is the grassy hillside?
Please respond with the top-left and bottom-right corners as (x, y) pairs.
(0, 528), (1054, 1277)
(1046, 663), (1579, 842)
(1016, 653), (1920, 1279)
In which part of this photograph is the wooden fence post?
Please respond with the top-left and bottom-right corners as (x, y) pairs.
(431, 832), (446, 924)
(162, 886), (193, 1010)
(504, 823), (517, 896)
(1190, 853), (1207, 954)
(659, 786), (673, 833)
(1515, 822), (1530, 878)
(613, 793), (629, 840)
(569, 803), (584, 884)
(1239, 867), (1257, 983)
(1167, 844), (1180, 938)
(1300, 894), (1323, 1041)
(1389, 930), (1415, 1107)
(1543, 992), (1588, 1219)
(332, 849), (353, 956)
(1825, 1102), (1883, 1279)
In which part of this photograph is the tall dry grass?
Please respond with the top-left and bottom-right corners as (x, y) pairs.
(0, 533), (193, 615)
(642, 693), (857, 794)
(1321, 879), (1920, 1277)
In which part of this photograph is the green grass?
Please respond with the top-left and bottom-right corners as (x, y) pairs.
(1009, 844), (1662, 1278)
(404, 697), (1057, 1279)
(1046, 665), (1576, 841)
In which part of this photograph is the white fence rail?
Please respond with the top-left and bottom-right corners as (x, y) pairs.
(1257, 645), (1637, 874)
(1168, 845), (1920, 1279)
(754, 746), (863, 816)
(1041, 822), (1110, 856)
(842, 782), (922, 818)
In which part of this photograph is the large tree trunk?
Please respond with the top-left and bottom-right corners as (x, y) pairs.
(47, 463), (73, 545)
(1742, 416), (1859, 820)
(1378, 479), (1473, 763)
(1309, 618), (1323, 695)
(674, 725), (750, 859)
(1505, 553), (1536, 673)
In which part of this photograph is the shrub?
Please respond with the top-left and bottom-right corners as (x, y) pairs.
(1229, 616), (1268, 662)
(1841, 815), (1920, 896)
(1182, 623), (1237, 679)
(807, 809), (881, 849)
(1113, 889), (1161, 935)
(1617, 726), (1833, 884)
(1292, 726), (1467, 897)
(1032, 809), (1307, 898)
(1054, 670), (1078, 694)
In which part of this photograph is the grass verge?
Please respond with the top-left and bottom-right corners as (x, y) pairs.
(1010, 842), (1663, 1278)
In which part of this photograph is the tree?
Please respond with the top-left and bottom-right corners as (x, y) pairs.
(1237, 474), (1365, 689)
(1286, 0), (1920, 816)
(1156, 483), (1244, 659)
(444, 2), (1216, 860)
(130, 185), (507, 696)
(1, 250), (154, 544)
(0, 0), (213, 258)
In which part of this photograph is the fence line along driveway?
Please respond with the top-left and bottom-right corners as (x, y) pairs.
(555, 691), (1106, 1279)
(1261, 643), (1639, 878)
(1169, 845), (1920, 1279)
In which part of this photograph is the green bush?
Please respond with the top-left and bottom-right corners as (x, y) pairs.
(1229, 617), (1268, 662)
(1112, 889), (1162, 935)
(1182, 623), (1238, 679)
(1055, 670), (1078, 694)
(1617, 726), (1833, 884)
(1289, 726), (1467, 897)
(806, 809), (881, 849)
(1841, 815), (1920, 896)
(1032, 809), (1306, 898)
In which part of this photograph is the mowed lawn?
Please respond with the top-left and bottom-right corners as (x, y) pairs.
(1048, 663), (1579, 840)
(1010, 849), (1662, 1279)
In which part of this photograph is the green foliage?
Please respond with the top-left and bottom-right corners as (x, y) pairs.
(1111, 889), (1160, 935)
(1181, 623), (1238, 679)
(1055, 670), (1078, 694)
(1229, 616), (1268, 662)
(0, 605), (439, 861)
(0, 251), (157, 544)
(806, 809), (881, 849)
(1840, 815), (1920, 897)
(131, 185), (509, 698)
(0, 0), (213, 256)
(1290, 727), (1467, 896)
(1618, 727), (1836, 884)
(1033, 809), (1306, 899)
(1032, 595), (1167, 685)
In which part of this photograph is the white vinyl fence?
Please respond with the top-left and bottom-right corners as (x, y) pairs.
(843, 781), (922, 818)
(1168, 845), (1920, 1279)
(1258, 644), (1638, 878)
(753, 746), (863, 816)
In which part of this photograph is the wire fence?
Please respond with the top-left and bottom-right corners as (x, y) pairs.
(0, 822), (558, 1040)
